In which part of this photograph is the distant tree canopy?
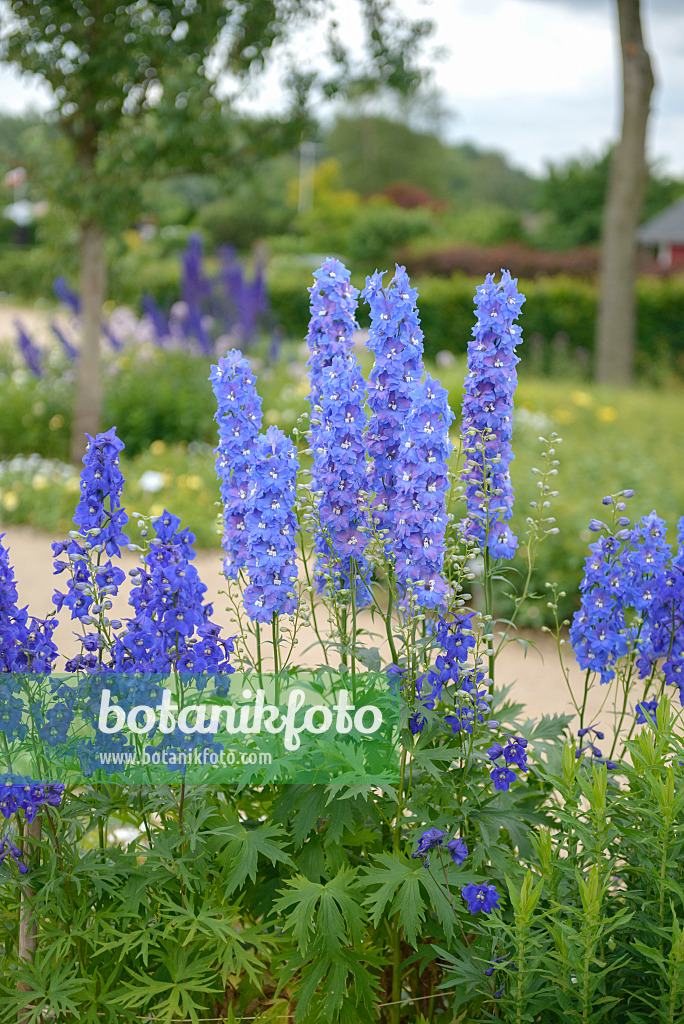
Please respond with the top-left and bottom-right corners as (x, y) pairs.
(537, 148), (683, 249)
(325, 114), (537, 210)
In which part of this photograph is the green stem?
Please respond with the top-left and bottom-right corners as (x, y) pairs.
(272, 613), (280, 705)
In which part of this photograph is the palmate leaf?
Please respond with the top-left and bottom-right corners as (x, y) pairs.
(0, 955), (86, 1022)
(216, 822), (294, 894)
(118, 946), (222, 1023)
(358, 852), (456, 945)
(274, 865), (364, 956)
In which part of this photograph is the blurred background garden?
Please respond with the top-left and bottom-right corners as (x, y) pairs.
(1, 0), (683, 626)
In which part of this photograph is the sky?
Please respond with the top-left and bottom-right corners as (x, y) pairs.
(0, 0), (682, 178)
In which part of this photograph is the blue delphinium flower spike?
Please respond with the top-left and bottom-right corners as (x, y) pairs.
(363, 265), (425, 546)
(310, 353), (372, 602)
(211, 350), (263, 579)
(243, 426), (299, 622)
(460, 270), (524, 560)
(393, 373), (454, 608)
(305, 258), (359, 412)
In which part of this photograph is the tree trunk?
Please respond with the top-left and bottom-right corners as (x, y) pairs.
(70, 222), (106, 463)
(596, 0), (654, 386)
(17, 816), (41, 1022)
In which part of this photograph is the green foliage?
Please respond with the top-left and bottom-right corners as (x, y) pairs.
(265, 270), (684, 376)
(326, 114), (537, 210)
(347, 200), (434, 269)
(535, 148), (683, 249)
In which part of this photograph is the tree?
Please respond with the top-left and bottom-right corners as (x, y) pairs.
(596, 0), (654, 386)
(1, 0), (432, 461)
(536, 148), (680, 250)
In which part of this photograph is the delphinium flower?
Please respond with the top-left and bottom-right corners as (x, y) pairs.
(181, 234), (213, 354)
(305, 258), (359, 411)
(411, 828), (468, 869)
(444, 671), (494, 736)
(363, 265), (425, 543)
(487, 735), (528, 791)
(1, 534), (57, 678)
(623, 513), (684, 699)
(243, 427), (299, 623)
(310, 354), (371, 601)
(15, 320), (42, 377)
(111, 510), (233, 681)
(635, 698), (658, 726)
(460, 270), (525, 560)
(485, 956), (519, 1000)
(570, 528), (632, 685)
(575, 726), (617, 769)
(0, 837), (28, 873)
(0, 776), (65, 823)
(402, 613), (476, 734)
(210, 350), (263, 580)
(393, 373), (454, 607)
(620, 511), (673, 672)
(461, 882), (501, 915)
(52, 428), (129, 670)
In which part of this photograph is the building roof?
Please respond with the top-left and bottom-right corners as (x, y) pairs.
(637, 196), (684, 245)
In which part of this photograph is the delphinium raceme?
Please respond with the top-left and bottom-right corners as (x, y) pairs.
(402, 612), (476, 735)
(393, 373), (454, 608)
(363, 265), (425, 545)
(111, 510), (233, 681)
(623, 511), (684, 698)
(100, 510), (234, 771)
(305, 258), (359, 411)
(487, 735), (529, 791)
(568, 493), (636, 686)
(411, 827), (468, 869)
(52, 427), (129, 672)
(211, 349), (263, 580)
(1, 534), (57, 678)
(460, 270), (524, 561)
(1, 538), (64, 866)
(242, 426), (299, 623)
(310, 353), (372, 602)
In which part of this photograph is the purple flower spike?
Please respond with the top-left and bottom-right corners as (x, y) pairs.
(306, 258), (359, 412)
(363, 265), (425, 545)
(460, 269), (524, 560)
(311, 353), (372, 603)
(211, 350), (264, 579)
(393, 373), (454, 608)
(1, 534), (57, 678)
(243, 426), (299, 622)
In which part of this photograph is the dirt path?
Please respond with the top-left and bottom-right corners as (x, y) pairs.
(0, 301), (54, 346)
(2, 523), (616, 730)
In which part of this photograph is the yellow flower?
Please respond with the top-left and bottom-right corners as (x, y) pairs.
(32, 474), (49, 491)
(150, 503), (164, 517)
(64, 477), (80, 493)
(49, 414), (64, 431)
(570, 390), (592, 408)
(2, 491), (19, 511)
(185, 474), (202, 491)
(597, 405), (618, 423)
(554, 407), (574, 424)
(150, 439), (167, 456)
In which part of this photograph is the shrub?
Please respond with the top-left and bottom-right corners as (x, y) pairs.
(347, 198), (434, 268)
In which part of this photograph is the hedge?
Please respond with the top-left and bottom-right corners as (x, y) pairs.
(269, 269), (684, 376)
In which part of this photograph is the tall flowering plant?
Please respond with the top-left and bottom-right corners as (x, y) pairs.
(3, 263), (684, 1024)
(460, 269), (524, 561)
